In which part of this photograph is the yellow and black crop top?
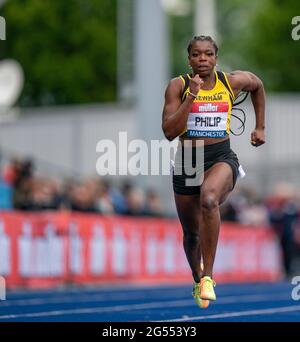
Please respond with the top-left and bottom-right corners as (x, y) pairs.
(179, 70), (235, 138)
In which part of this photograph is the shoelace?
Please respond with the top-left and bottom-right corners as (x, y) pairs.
(192, 283), (201, 297)
(202, 277), (216, 288)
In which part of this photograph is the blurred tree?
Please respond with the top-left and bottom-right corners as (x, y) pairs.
(170, 13), (193, 77)
(217, 0), (300, 92)
(0, 0), (116, 106)
(168, 0), (193, 78)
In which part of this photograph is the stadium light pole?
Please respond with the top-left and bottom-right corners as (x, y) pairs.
(117, 0), (134, 103)
(134, 0), (170, 191)
(134, 0), (169, 141)
(194, 0), (217, 39)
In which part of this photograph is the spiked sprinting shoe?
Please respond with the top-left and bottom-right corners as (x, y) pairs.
(192, 262), (210, 308)
(200, 276), (216, 301)
(192, 282), (210, 308)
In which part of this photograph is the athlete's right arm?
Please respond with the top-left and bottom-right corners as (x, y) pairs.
(161, 78), (194, 141)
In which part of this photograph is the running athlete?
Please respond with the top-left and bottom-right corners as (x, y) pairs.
(162, 35), (265, 308)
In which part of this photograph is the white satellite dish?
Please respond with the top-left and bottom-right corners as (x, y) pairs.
(0, 59), (24, 108)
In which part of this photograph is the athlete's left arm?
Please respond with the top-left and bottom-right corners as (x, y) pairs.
(227, 71), (265, 147)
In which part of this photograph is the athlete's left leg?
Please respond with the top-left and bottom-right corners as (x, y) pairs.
(199, 162), (234, 280)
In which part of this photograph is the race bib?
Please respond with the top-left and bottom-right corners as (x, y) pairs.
(186, 102), (229, 138)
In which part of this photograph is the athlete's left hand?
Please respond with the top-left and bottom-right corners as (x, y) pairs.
(251, 128), (265, 147)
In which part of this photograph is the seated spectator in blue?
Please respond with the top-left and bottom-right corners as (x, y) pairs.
(0, 178), (13, 210)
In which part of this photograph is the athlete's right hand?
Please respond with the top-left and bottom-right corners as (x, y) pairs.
(189, 74), (204, 95)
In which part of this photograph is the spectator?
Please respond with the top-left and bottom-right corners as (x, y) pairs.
(266, 182), (299, 278)
(144, 189), (164, 217)
(124, 187), (146, 216)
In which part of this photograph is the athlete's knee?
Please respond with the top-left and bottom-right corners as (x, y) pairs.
(183, 230), (200, 246)
(200, 190), (219, 211)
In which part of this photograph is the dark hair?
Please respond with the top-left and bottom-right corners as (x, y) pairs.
(187, 35), (218, 55)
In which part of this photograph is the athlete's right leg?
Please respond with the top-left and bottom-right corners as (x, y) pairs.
(174, 193), (201, 283)
(174, 192), (209, 308)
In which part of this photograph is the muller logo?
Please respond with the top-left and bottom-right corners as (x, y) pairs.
(0, 16), (6, 40)
(199, 103), (218, 112)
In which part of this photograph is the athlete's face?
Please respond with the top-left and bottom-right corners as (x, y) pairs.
(188, 40), (217, 77)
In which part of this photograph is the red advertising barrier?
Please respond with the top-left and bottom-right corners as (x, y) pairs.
(0, 212), (282, 288)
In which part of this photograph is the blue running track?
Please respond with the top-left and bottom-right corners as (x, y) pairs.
(0, 282), (299, 322)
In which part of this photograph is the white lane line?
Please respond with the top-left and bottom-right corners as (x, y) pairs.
(0, 291), (290, 308)
(7, 282), (288, 298)
(0, 300), (193, 320)
(5, 286), (191, 302)
(0, 293), (294, 320)
(157, 305), (300, 322)
(7, 284), (189, 296)
(0, 289), (188, 307)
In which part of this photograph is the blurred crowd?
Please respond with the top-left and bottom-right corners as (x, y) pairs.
(1, 157), (300, 277)
(221, 182), (300, 278)
(0, 158), (164, 217)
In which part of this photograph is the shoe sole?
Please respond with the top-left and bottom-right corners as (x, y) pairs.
(200, 292), (216, 301)
(194, 297), (210, 309)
